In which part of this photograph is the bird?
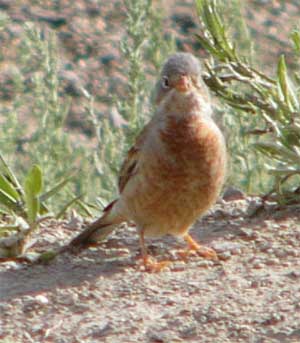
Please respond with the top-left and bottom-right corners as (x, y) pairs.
(69, 52), (227, 272)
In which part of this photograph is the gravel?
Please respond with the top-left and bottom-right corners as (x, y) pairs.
(1, 197), (300, 342)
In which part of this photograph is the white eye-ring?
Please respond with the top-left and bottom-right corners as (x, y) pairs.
(161, 76), (169, 89)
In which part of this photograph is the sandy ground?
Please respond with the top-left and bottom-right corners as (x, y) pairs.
(1, 195), (300, 343)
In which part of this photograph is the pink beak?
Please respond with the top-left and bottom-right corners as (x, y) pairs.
(174, 75), (190, 92)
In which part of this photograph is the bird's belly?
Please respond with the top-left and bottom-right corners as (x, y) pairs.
(143, 170), (222, 236)
(127, 150), (225, 237)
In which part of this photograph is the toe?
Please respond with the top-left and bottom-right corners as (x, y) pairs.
(195, 246), (218, 260)
(140, 256), (171, 273)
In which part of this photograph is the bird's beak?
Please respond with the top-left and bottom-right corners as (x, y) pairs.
(174, 74), (191, 93)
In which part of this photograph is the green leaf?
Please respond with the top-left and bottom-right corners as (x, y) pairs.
(254, 142), (300, 164)
(0, 152), (23, 196)
(196, 0), (236, 61)
(195, 0), (204, 14)
(290, 29), (300, 53)
(38, 250), (58, 263)
(25, 165), (43, 196)
(24, 165), (43, 223)
(73, 197), (93, 217)
(277, 55), (299, 111)
(0, 188), (18, 212)
(56, 194), (83, 219)
(195, 34), (223, 59)
(40, 173), (75, 203)
(277, 55), (288, 100)
(0, 174), (20, 201)
(268, 168), (300, 176)
(39, 202), (50, 215)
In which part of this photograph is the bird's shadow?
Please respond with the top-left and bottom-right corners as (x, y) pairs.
(0, 236), (138, 301)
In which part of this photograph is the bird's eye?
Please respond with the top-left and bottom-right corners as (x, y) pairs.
(162, 76), (169, 89)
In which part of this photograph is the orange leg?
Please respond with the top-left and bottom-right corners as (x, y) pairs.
(178, 233), (218, 261)
(139, 229), (171, 272)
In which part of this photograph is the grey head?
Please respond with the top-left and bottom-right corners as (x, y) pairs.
(154, 52), (207, 105)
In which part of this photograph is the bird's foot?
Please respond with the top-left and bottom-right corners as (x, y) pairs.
(177, 246), (218, 261)
(140, 256), (171, 273)
(178, 234), (218, 261)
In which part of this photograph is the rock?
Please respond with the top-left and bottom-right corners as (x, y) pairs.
(237, 228), (257, 240)
(222, 187), (246, 201)
(34, 294), (49, 305)
(89, 321), (112, 337)
(212, 241), (243, 254)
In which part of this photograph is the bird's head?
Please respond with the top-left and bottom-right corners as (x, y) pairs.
(155, 52), (207, 105)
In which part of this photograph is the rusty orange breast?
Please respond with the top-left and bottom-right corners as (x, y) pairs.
(160, 114), (226, 183)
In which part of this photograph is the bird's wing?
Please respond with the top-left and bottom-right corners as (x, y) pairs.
(118, 121), (152, 193)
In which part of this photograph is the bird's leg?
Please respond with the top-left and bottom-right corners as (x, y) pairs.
(138, 229), (170, 272)
(139, 228), (149, 266)
(178, 233), (218, 261)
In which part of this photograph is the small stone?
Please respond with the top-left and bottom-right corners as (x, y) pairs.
(288, 248), (298, 257)
(213, 241), (242, 254)
(218, 251), (231, 260)
(32, 323), (44, 333)
(179, 324), (197, 338)
(274, 249), (288, 258)
(195, 260), (214, 268)
(247, 199), (264, 216)
(250, 280), (259, 288)
(1, 261), (22, 270)
(222, 187), (246, 201)
(251, 259), (265, 269)
(35, 295), (49, 305)
(0, 303), (12, 313)
(146, 329), (176, 343)
(262, 313), (285, 325)
(171, 261), (186, 272)
(59, 292), (78, 305)
(89, 321), (112, 337)
(286, 271), (300, 279)
(265, 258), (280, 266)
(238, 228), (258, 240)
(256, 241), (272, 252)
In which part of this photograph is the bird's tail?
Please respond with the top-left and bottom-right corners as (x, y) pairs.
(69, 200), (122, 247)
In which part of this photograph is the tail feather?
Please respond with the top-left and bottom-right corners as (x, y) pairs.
(62, 199), (124, 251)
(69, 218), (113, 247)
(69, 202), (122, 247)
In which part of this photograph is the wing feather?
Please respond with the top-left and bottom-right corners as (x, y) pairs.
(118, 122), (152, 193)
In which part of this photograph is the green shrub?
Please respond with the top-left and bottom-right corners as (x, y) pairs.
(0, 1), (174, 218)
(197, 0), (300, 203)
(82, 0), (174, 205)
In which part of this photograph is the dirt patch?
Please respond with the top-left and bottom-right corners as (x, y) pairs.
(1, 197), (300, 342)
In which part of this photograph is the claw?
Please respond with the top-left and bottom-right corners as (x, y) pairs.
(138, 229), (171, 272)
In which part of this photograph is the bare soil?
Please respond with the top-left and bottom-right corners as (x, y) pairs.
(1, 196), (300, 343)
